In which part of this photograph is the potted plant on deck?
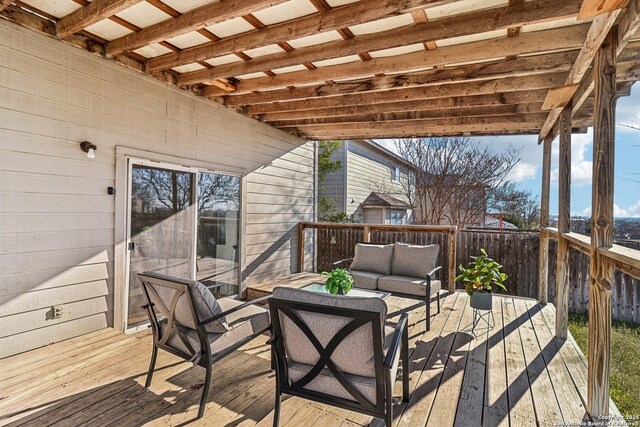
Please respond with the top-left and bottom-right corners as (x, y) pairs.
(321, 268), (354, 295)
(455, 249), (508, 310)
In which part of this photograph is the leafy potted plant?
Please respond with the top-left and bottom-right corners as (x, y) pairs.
(321, 268), (354, 295)
(455, 249), (508, 310)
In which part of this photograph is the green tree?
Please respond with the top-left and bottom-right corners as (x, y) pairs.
(317, 141), (344, 221)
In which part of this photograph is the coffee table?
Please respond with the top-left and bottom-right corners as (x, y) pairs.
(301, 283), (390, 300)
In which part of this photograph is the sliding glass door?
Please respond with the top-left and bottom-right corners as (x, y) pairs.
(126, 160), (240, 329)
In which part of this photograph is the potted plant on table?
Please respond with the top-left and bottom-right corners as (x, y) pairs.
(321, 268), (354, 295)
(455, 249), (508, 310)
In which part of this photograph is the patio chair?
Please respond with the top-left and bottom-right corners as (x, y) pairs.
(268, 286), (409, 426)
(138, 272), (271, 419)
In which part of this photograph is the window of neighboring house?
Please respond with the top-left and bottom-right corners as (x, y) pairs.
(392, 166), (400, 182)
(390, 210), (404, 225)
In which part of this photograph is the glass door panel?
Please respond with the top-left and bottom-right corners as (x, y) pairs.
(196, 172), (240, 297)
(127, 164), (195, 328)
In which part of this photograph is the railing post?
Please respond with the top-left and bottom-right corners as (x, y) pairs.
(363, 225), (371, 243)
(298, 223), (306, 272)
(588, 27), (617, 418)
(556, 102), (572, 339)
(448, 229), (457, 293)
(538, 135), (552, 304)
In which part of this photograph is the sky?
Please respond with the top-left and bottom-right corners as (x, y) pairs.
(376, 83), (640, 218)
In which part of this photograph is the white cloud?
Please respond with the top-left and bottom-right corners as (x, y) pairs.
(508, 162), (537, 182)
(580, 201), (640, 218)
(550, 129), (593, 187)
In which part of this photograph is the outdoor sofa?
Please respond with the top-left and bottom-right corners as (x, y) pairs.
(335, 242), (443, 331)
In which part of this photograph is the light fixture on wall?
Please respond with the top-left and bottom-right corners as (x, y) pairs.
(80, 141), (97, 159)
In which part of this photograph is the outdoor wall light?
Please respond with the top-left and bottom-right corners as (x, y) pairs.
(80, 141), (97, 159)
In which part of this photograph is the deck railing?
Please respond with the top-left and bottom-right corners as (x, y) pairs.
(298, 222), (640, 323)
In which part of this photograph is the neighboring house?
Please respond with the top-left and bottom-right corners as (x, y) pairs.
(322, 140), (414, 224)
(483, 214), (519, 230)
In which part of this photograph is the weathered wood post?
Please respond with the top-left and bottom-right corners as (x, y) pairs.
(556, 103), (572, 339)
(448, 228), (457, 293)
(298, 222), (306, 272)
(588, 27), (617, 418)
(363, 225), (371, 243)
(538, 134), (553, 304)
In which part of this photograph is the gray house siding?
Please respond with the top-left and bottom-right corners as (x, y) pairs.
(0, 21), (315, 358)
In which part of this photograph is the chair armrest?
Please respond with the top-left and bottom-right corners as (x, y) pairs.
(426, 266), (442, 279)
(333, 258), (354, 267)
(198, 295), (272, 327)
(266, 335), (276, 345)
(384, 313), (409, 368)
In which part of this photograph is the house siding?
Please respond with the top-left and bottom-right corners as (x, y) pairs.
(345, 142), (410, 220)
(0, 21), (314, 358)
(321, 142), (346, 213)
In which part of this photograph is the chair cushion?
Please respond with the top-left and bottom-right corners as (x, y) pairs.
(378, 275), (441, 297)
(349, 243), (394, 275)
(189, 281), (229, 334)
(159, 297), (270, 357)
(350, 270), (383, 290)
(272, 287), (387, 378)
(286, 325), (400, 405)
(391, 243), (439, 278)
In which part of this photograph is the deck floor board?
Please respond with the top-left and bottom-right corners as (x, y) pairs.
(0, 291), (622, 427)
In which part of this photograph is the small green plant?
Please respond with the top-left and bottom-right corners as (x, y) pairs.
(321, 268), (354, 295)
(455, 249), (508, 295)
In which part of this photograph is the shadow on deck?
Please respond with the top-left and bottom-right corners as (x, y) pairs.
(0, 292), (622, 427)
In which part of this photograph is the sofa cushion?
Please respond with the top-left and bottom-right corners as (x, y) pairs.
(158, 297), (270, 357)
(378, 275), (441, 297)
(190, 280), (229, 334)
(286, 324), (399, 405)
(349, 243), (394, 275)
(350, 270), (383, 290)
(272, 286), (387, 378)
(391, 243), (439, 278)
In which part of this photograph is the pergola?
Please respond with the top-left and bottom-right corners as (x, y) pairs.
(2, 0), (640, 419)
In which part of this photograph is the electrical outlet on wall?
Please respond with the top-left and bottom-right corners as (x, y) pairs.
(52, 305), (63, 319)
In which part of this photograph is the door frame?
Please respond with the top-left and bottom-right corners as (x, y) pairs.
(114, 146), (245, 332)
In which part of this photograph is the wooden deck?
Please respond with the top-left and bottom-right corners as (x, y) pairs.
(0, 292), (623, 427)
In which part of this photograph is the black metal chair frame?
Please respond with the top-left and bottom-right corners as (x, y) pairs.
(334, 258), (443, 331)
(268, 298), (409, 426)
(138, 272), (271, 419)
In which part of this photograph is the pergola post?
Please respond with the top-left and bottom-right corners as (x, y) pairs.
(538, 135), (553, 304)
(588, 27), (617, 418)
(555, 103), (572, 339)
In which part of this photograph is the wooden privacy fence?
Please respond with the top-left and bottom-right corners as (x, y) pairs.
(298, 222), (640, 323)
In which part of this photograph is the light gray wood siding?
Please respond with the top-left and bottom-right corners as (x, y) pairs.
(0, 20), (314, 358)
(345, 142), (410, 219)
(319, 142), (346, 213)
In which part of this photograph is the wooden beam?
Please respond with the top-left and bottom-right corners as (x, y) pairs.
(301, 126), (546, 140)
(538, 134), (553, 304)
(541, 83), (580, 110)
(105, 0), (288, 57)
(555, 103), (571, 339)
(578, 0), (628, 19)
(208, 51), (578, 102)
(179, 24), (589, 86)
(55, 0), (144, 39)
(296, 119), (547, 139)
(0, 0), (13, 13)
(539, 8), (624, 140)
(298, 223), (305, 272)
(285, 112), (549, 129)
(254, 91), (548, 120)
(243, 74), (566, 114)
(588, 27), (617, 419)
(267, 103), (544, 127)
(145, 0), (463, 72)
(166, 0), (580, 78)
